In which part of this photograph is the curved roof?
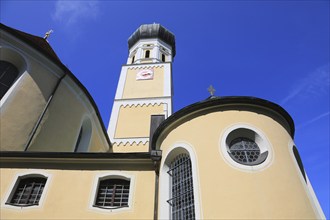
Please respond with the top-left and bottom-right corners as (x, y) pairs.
(0, 23), (112, 148)
(128, 24), (176, 57)
(151, 96), (295, 149)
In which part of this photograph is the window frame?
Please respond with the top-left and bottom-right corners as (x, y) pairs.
(90, 173), (134, 213)
(159, 143), (201, 220)
(2, 172), (51, 210)
(220, 124), (273, 171)
(94, 178), (130, 209)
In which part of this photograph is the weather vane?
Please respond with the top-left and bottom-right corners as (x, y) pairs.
(207, 85), (216, 96)
(44, 29), (54, 40)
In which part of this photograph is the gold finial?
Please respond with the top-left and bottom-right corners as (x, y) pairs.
(207, 85), (216, 96)
(44, 29), (53, 40)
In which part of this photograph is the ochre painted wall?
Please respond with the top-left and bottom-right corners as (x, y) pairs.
(1, 168), (155, 219)
(158, 110), (318, 219)
(113, 142), (149, 153)
(122, 66), (164, 99)
(115, 104), (164, 139)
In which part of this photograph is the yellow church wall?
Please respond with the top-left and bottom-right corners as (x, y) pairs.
(0, 59), (59, 151)
(158, 110), (317, 219)
(1, 168), (155, 219)
(115, 104), (164, 139)
(122, 67), (164, 99)
(27, 76), (109, 152)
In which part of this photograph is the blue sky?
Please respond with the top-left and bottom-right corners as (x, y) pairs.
(1, 1), (329, 217)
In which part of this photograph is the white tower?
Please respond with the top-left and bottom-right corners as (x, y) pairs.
(107, 24), (176, 152)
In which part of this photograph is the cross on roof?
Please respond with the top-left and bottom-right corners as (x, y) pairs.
(207, 85), (216, 96)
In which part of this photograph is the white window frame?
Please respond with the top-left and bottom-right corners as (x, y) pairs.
(159, 142), (202, 219)
(89, 172), (134, 213)
(219, 123), (274, 172)
(1, 171), (52, 210)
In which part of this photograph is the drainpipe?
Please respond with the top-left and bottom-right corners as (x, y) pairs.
(24, 74), (65, 151)
(151, 150), (162, 220)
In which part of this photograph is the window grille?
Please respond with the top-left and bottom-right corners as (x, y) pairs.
(229, 137), (260, 164)
(0, 60), (19, 100)
(167, 154), (195, 220)
(8, 177), (46, 206)
(95, 179), (130, 209)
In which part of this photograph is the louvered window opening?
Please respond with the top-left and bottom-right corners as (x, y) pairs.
(167, 154), (195, 220)
(9, 177), (46, 206)
(95, 179), (129, 209)
(230, 137), (260, 164)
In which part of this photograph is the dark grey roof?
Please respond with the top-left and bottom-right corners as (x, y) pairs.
(128, 24), (176, 57)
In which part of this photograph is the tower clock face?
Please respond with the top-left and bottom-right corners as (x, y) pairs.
(136, 69), (154, 80)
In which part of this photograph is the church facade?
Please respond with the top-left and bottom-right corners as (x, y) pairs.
(0, 23), (325, 219)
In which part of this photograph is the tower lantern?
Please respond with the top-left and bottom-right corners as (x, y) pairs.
(126, 24), (176, 64)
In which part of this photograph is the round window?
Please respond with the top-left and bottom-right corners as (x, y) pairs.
(229, 138), (260, 164)
(221, 126), (271, 169)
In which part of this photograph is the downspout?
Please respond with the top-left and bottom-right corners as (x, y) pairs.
(151, 150), (162, 220)
(24, 74), (66, 151)
(154, 166), (160, 220)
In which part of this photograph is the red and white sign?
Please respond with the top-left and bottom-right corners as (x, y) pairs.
(136, 69), (154, 80)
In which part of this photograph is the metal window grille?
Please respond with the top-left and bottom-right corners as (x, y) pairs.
(9, 177), (46, 206)
(167, 154), (195, 220)
(95, 179), (130, 209)
(229, 137), (260, 164)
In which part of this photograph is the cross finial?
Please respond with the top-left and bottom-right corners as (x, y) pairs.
(44, 29), (53, 40)
(207, 85), (216, 96)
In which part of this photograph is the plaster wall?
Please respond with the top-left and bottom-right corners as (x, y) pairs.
(158, 110), (317, 219)
(114, 104), (164, 139)
(1, 168), (155, 219)
(27, 76), (109, 152)
(113, 142), (149, 153)
(122, 67), (164, 99)
(0, 45), (59, 151)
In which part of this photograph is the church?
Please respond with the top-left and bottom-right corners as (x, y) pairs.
(0, 23), (325, 219)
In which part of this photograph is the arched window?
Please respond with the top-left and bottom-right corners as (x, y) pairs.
(293, 145), (306, 182)
(131, 55), (135, 64)
(6, 175), (47, 207)
(168, 154), (196, 220)
(0, 60), (19, 100)
(94, 178), (130, 209)
(145, 50), (150, 58)
(74, 118), (92, 152)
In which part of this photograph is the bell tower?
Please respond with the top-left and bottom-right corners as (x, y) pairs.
(107, 24), (175, 152)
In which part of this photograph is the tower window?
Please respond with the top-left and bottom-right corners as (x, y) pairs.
(0, 60), (19, 100)
(145, 50), (150, 58)
(167, 154), (195, 220)
(131, 55), (135, 64)
(7, 176), (47, 207)
(94, 178), (130, 209)
(161, 54), (166, 62)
